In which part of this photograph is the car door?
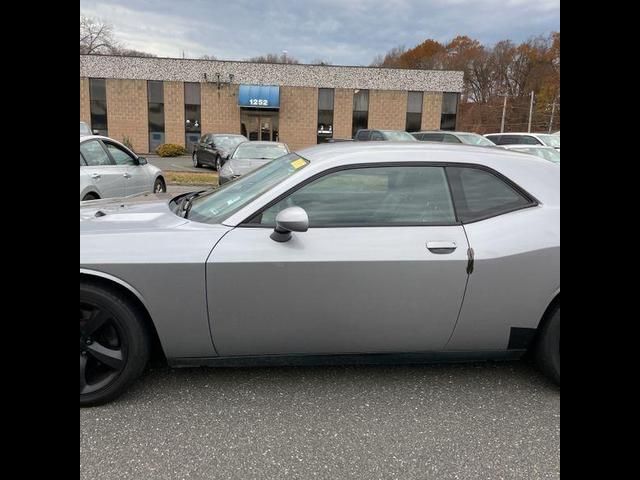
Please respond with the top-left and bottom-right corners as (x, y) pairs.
(102, 141), (151, 196)
(207, 164), (470, 356)
(79, 139), (126, 198)
(197, 134), (212, 165)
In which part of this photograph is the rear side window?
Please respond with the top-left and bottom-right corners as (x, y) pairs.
(370, 131), (384, 141)
(80, 153), (86, 166)
(447, 167), (534, 222)
(80, 140), (113, 167)
(356, 130), (370, 141)
(422, 133), (444, 142)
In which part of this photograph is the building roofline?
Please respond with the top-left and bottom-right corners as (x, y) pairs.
(80, 53), (464, 75)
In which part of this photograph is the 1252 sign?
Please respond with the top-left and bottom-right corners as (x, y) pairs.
(249, 98), (269, 106)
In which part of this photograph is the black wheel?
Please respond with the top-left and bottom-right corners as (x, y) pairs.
(535, 305), (560, 385)
(82, 193), (99, 201)
(215, 155), (222, 171)
(153, 177), (166, 193)
(80, 282), (150, 406)
(193, 152), (201, 168)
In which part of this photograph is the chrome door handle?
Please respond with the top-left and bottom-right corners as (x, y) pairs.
(91, 173), (101, 179)
(123, 173), (131, 178)
(426, 241), (457, 254)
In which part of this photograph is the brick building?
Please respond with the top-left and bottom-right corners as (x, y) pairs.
(80, 55), (464, 154)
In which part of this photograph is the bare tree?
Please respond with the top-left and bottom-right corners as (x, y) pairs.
(247, 53), (300, 64)
(80, 15), (118, 54)
(200, 54), (217, 60)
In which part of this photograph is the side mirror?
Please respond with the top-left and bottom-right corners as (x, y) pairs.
(270, 206), (309, 242)
(138, 156), (147, 165)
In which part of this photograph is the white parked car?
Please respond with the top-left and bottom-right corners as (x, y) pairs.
(500, 145), (560, 164)
(80, 135), (166, 202)
(484, 133), (560, 151)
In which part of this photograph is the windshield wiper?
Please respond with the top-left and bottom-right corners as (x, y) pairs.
(177, 190), (206, 218)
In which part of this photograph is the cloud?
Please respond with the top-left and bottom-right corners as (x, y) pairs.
(80, 0), (559, 65)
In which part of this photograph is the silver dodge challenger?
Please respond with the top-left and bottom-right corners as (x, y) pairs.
(80, 142), (560, 406)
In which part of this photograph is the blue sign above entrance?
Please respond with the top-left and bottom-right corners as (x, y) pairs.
(238, 84), (280, 108)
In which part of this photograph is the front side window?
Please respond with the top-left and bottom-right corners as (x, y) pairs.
(80, 140), (113, 167)
(370, 131), (384, 141)
(442, 134), (462, 144)
(422, 133), (444, 142)
(447, 167), (534, 222)
(256, 166), (456, 227)
(104, 142), (137, 166)
(187, 153), (310, 224)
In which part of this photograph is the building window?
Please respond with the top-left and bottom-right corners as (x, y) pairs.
(148, 81), (165, 152)
(441, 92), (459, 131)
(184, 82), (201, 151)
(352, 89), (369, 138)
(406, 91), (423, 132)
(317, 88), (334, 144)
(89, 78), (108, 136)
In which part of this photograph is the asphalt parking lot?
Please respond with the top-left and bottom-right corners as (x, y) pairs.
(80, 361), (559, 479)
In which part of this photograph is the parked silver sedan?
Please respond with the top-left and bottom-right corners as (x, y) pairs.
(80, 142), (560, 405)
(80, 135), (166, 202)
(218, 141), (289, 184)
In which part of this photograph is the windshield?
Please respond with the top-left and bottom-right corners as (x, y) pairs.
(233, 143), (288, 160)
(536, 134), (560, 148)
(382, 131), (417, 141)
(456, 133), (495, 146)
(187, 153), (310, 224)
(80, 122), (91, 135)
(215, 135), (247, 151)
(513, 147), (560, 164)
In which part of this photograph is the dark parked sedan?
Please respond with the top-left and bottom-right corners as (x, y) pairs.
(192, 133), (248, 170)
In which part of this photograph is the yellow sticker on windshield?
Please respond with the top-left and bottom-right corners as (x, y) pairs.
(291, 158), (307, 169)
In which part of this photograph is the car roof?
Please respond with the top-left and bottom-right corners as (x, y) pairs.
(502, 145), (556, 149)
(485, 132), (549, 136)
(238, 141), (286, 146)
(412, 131), (481, 135)
(296, 142), (558, 205)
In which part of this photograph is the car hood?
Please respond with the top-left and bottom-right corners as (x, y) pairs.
(80, 192), (187, 233)
(228, 158), (272, 175)
(80, 191), (232, 266)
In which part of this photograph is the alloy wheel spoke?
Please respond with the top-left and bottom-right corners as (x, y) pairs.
(86, 341), (123, 370)
(80, 354), (88, 393)
(81, 309), (110, 337)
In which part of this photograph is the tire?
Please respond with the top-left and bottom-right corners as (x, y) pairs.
(215, 155), (222, 171)
(535, 305), (560, 385)
(193, 152), (201, 168)
(153, 177), (166, 193)
(82, 193), (99, 201)
(80, 281), (151, 406)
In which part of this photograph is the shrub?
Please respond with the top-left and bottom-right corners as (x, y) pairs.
(155, 143), (188, 157)
(122, 136), (134, 151)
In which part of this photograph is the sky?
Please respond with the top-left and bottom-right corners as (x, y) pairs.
(80, 0), (560, 66)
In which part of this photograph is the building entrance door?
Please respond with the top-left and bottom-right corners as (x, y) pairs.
(240, 111), (279, 142)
